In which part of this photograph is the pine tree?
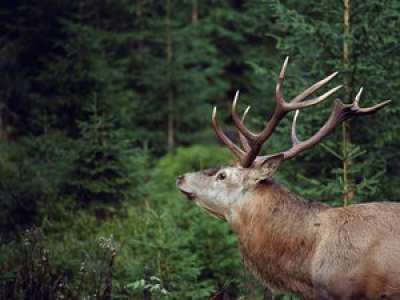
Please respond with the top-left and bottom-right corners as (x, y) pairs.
(67, 96), (134, 216)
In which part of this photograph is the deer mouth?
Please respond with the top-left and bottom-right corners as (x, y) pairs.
(180, 189), (196, 200)
(176, 175), (196, 200)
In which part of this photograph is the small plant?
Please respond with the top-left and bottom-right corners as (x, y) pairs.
(127, 275), (169, 298)
(0, 229), (118, 300)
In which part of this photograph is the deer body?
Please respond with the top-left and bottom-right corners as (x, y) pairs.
(233, 182), (324, 298)
(232, 181), (400, 299)
(176, 58), (396, 299)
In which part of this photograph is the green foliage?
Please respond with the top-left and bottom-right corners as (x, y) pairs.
(0, 134), (77, 234)
(67, 98), (134, 209)
(119, 208), (213, 299)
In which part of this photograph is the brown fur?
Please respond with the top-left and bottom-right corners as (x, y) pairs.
(231, 181), (400, 300)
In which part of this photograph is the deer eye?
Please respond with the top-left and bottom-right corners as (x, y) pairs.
(216, 172), (226, 181)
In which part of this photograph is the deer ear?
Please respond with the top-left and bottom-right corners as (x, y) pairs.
(249, 154), (284, 183)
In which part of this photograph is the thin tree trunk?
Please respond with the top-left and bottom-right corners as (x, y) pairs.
(192, 0), (198, 23)
(0, 106), (9, 141)
(0, 111), (6, 141)
(342, 0), (354, 206)
(166, 0), (174, 151)
(136, 0), (143, 51)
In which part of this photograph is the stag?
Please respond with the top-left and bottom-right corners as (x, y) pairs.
(176, 57), (399, 300)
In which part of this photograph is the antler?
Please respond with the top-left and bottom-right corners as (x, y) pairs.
(266, 87), (391, 162)
(237, 104), (251, 151)
(212, 57), (342, 167)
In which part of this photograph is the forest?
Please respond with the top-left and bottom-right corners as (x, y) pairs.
(0, 0), (399, 299)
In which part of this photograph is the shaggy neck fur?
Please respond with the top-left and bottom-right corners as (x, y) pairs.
(231, 180), (329, 296)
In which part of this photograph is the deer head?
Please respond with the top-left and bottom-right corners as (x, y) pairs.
(176, 57), (390, 222)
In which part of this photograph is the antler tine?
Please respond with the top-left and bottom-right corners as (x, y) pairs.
(291, 110), (301, 145)
(291, 85), (343, 109)
(291, 72), (339, 103)
(242, 106), (251, 121)
(232, 90), (257, 141)
(211, 107), (245, 159)
(277, 89), (391, 160)
(352, 87), (392, 114)
(357, 99), (392, 114)
(275, 56), (290, 105)
(238, 106), (251, 151)
(354, 87), (363, 107)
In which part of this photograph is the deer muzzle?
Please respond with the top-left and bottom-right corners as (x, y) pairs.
(176, 175), (196, 200)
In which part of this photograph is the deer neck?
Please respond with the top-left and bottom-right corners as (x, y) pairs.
(230, 181), (328, 293)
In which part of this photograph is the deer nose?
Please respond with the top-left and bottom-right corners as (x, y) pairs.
(176, 175), (184, 186)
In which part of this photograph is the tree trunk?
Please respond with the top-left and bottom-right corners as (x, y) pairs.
(342, 0), (354, 206)
(0, 106), (7, 141)
(166, 0), (174, 151)
(192, 0), (198, 23)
